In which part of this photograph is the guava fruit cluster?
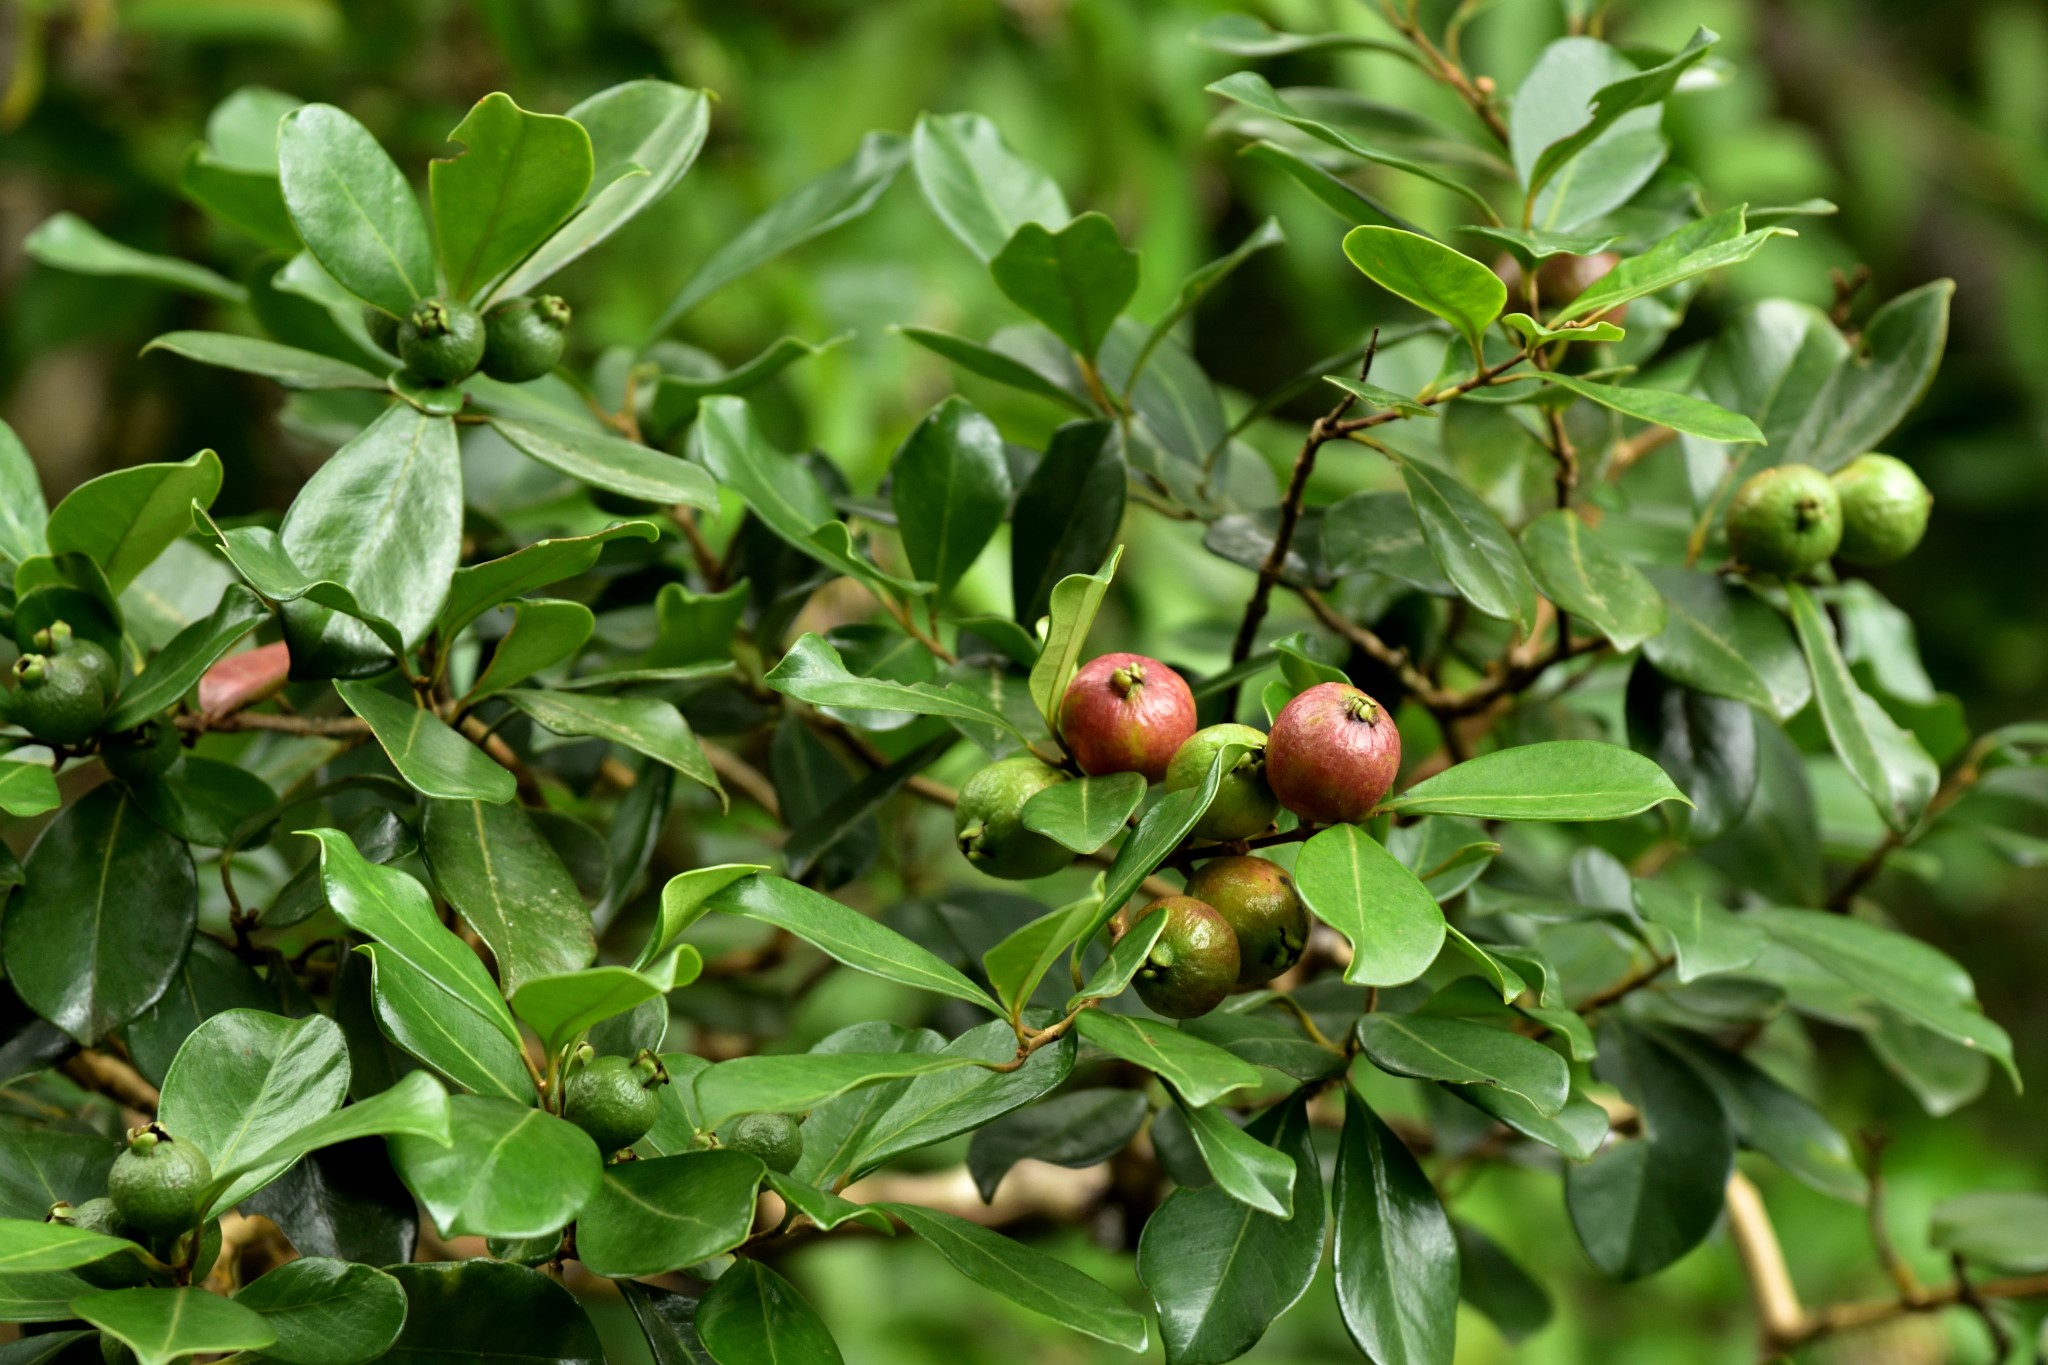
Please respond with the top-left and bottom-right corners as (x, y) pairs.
(1724, 453), (1932, 577)
(364, 292), (571, 388)
(3, 618), (190, 779)
(952, 652), (1403, 1020)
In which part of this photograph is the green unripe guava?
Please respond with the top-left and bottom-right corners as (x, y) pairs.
(32, 621), (118, 703)
(49, 1197), (128, 1239)
(726, 1112), (803, 1174)
(106, 1126), (212, 1238)
(362, 304), (402, 354)
(102, 718), (181, 783)
(1165, 723), (1279, 841)
(562, 1050), (667, 1154)
(1831, 453), (1932, 567)
(396, 297), (487, 385)
(1725, 463), (1842, 576)
(481, 295), (571, 383)
(953, 755), (1076, 880)
(10, 653), (106, 747)
(1183, 855), (1308, 986)
(1129, 895), (1241, 1020)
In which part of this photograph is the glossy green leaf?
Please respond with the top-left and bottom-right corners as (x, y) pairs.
(0, 761), (60, 819)
(141, 333), (383, 390)
(232, 1258), (406, 1365)
(1355, 1012), (1568, 1115)
(510, 966), (665, 1060)
(967, 1088), (1150, 1202)
(464, 598), (592, 702)
(695, 1260), (844, 1365)
(983, 891), (1104, 1018)
(851, 1018), (1075, 1175)
(1321, 489), (1451, 592)
(890, 396), (1012, 594)
(766, 633), (1026, 745)
(1085, 739), (1241, 939)
(911, 111), (1070, 262)
(653, 130), (908, 333)
(391, 1094), (600, 1238)
(1194, 12), (1411, 57)
(1066, 912), (1169, 1009)
(1929, 1191), (2048, 1273)
(1522, 371), (1763, 443)
(1021, 772), (1145, 853)
(1779, 281), (1952, 472)
(647, 334), (850, 429)
(1342, 226), (1506, 359)
(574, 1151), (765, 1277)
(380, 1261), (602, 1364)
(177, 141), (297, 251)
(1632, 881), (1764, 983)
(74, 1288), (275, 1365)
(1322, 374), (1436, 418)
(1074, 1011), (1260, 1108)
(1520, 31), (1716, 216)
(1786, 582), (1938, 834)
(884, 1202), (1149, 1351)
(708, 873), (1003, 1015)
(1519, 509), (1666, 652)
(488, 415), (718, 508)
(633, 864), (767, 972)
(1028, 544), (1122, 730)
(431, 93), (593, 299)
(1293, 824), (1446, 988)
(1658, 1032), (1863, 1203)
(491, 81), (709, 301)
(0, 1221), (140, 1273)
(1, 785), (195, 1044)
(1175, 1095), (1296, 1217)
(160, 1009), (349, 1212)
(990, 213), (1139, 364)
(896, 326), (1096, 416)
(1564, 1023), (1732, 1279)
(0, 418), (48, 568)
(1396, 455), (1539, 633)
(1379, 740), (1688, 821)
(277, 104), (433, 315)
(357, 946), (531, 1100)
(439, 520), (659, 638)
(1138, 1095), (1324, 1365)
(24, 213), (244, 304)
(764, 1171), (892, 1234)
(335, 682), (517, 803)
(105, 585), (268, 731)
(693, 1052), (979, 1132)
(191, 513), (405, 662)
(193, 1071), (452, 1215)
(1623, 661), (1758, 844)
(421, 798), (594, 995)
(501, 689), (722, 802)
(1499, 311), (1625, 345)
(1333, 1090), (1459, 1365)
(1553, 207), (1792, 323)
(1641, 567), (1809, 719)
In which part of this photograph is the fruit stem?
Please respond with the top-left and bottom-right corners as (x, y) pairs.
(1111, 663), (1144, 695)
(1345, 692), (1380, 724)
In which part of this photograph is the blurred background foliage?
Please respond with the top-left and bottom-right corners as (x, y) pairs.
(2, 0), (2044, 1359)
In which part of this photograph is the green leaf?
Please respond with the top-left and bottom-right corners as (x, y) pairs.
(1126, 218), (1284, 392)
(895, 326), (1097, 417)
(1294, 824), (1446, 988)
(1207, 73), (1499, 224)
(883, 1202), (1149, 1352)
(46, 451), (222, 593)
(1632, 882), (1764, 983)
(1355, 1013), (1568, 1115)
(1138, 1095), (1324, 1365)
(765, 633), (1026, 745)
(1657, 1032), (1863, 1204)
(1174, 1095), (1296, 1217)
(633, 864), (767, 972)
(890, 396), (1012, 595)
(1342, 226), (1506, 359)
(1321, 489), (1450, 592)
(1553, 207), (1792, 323)
(1786, 582), (1938, 834)
(1085, 739), (1243, 939)
(440, 520), (659, 639)
(1066, 912), (1169, 1009)
(490, 81), (710, 301)
(708, 873), (1004, 1015)
(231, 1258), (407, 1365)
(334, 682), (517, 804)
(1518, 509), (1665, 652)
(990, 213), (1139, 364)
(390, 1094), (600, 1239)
(1, 785), (195, 1044)
(851, 1018), (1076, 1176)
(160, 1010), (349, 1212)
(73, 1288), (275, 1365)
(646, 334), (851, 429)
(277, 104), (433, 315)
(0, 1273), (116, 1326)
(177, 143), (298, 252)
(1641, 567), (1809, 719)
(276, 404), (461, 672)
(487, 415), (718, 509)
(911, 111), (1071, 262)
(1333, 1090), (1459, 1365)
(1930, 1191), (2048, 1273)
(695, 1260), (844, 1365)
(0, 418), (48, 568)
(1238, 139), (1420, 235)
(1520, 31), (1717, 217)
(357, 946), (531, 1100)
(693, 1052), (979, 1132)
(23, 214), (245, 304)
(192, 1071), (452, 1216)
(1194, 12), (1413, 57)
(1379, 741), (1688, 821)
(1074, 1011), (1261, 1108)
(142, 332), (382, 391)
(1395, 455), (1539, 633)
(574, 1151), (765, 1277)
(1623, 660), (1758, 844)
(431, 93), (593, 300)
(0, 1221), (140, 1273)
(501, 689), (723, 803)
(510, 966), (666, 1061)
(1322, 375), (1436, 419)
(1780, 281), (1952, 472)
(1027, 544), (1122, 728)
(967, 1089), (1150, 1202)
(1564, 1023), (1732, 1279)
(463, 598), (591, 702)
(1520, 371), (1763, 443)
(763, 1171), (893, 1234)
(379, 1261), (601, 1364)
(0, 761), (60, 819)
(1454, 1221), (1552, 1344)
(1021, 772), (1146, 854)
(982, 891), (1104, 1018)
(420, 799), (595, 995)
(1011, 422), (1125, 628)
(105, 584), (269, 731)
(1499, 311), (1625, 345)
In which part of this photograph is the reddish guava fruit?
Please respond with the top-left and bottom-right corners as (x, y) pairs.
(1265, 681), (1401, 825)
(1492, 251), (1627, 323)
(1058, 652), (1197, 781)
(1183, 855), (1309, 986)
(1128, 895), (1240, 1019)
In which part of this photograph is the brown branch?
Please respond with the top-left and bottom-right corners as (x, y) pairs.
(1575, 954), (1674, 1016)
(1826, 734), (1992, 910)
(1726, 1171), (1806, 1348)
(174, 711), (368, 738)
(61, 1050), (160, 1115)
(456, 715), (545, 805)
(1607, 424), (1677, 478)
(1379, 1), (1513, 146)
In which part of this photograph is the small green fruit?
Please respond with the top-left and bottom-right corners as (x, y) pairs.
(954, 755), (1077, 880)
(48, 1197), (129, 1239)
(1183, 855), (1308, 986)
(1725, 464), (1842, 576)
(481, 295), (571, 383)
(396, 297), (487, 385)
(1129, 895), (1240, 1019)
(726, 1112), (803, 1174)
(32, 621), (118, 703)
(562, 1050), (667, 1154)
(10, 653), (106, 746)
(1831, 453), (1932, 567)
(106, 1126), (212, 1238)
(1165, 723), (1279, 841)
(362, 304), (402, 354)
(102, 718), (181, 783)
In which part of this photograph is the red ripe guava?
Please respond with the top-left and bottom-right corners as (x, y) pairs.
(1058, 653), (1197, 782)
(1264, 681), (1400, 825)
